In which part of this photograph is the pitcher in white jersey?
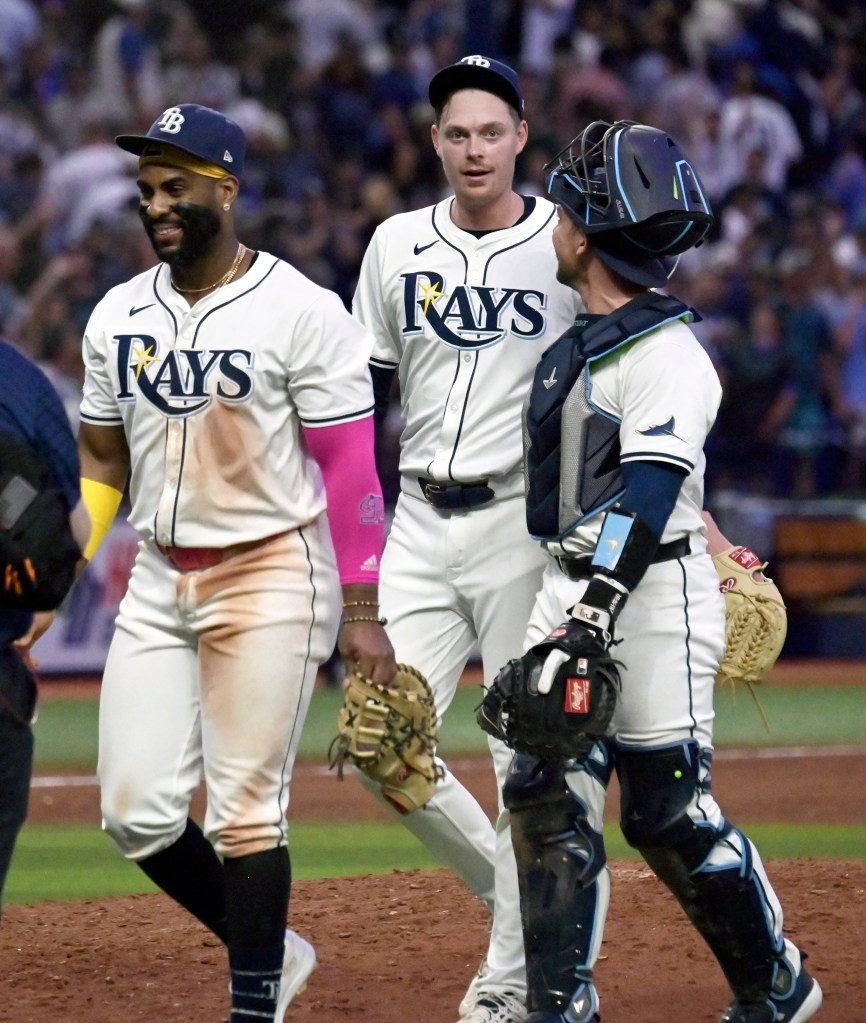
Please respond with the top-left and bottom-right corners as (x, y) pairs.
(353, 56), (583, 1023)
(75, 103), (396, 1023)
(496, 120), (823, 1023)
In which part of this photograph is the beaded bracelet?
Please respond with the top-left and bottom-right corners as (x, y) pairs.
(342, 615), (388, 626)
(342, 600), (380, 609)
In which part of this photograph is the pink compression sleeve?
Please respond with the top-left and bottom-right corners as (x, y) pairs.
(301, 416), (385, 584)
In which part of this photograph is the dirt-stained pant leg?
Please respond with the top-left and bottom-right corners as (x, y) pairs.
(375, 488), (548, 999)
(99, 521), (340, 860)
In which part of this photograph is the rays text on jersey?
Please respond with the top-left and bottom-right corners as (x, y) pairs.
(400, 270), (548, 349)
(113, 334), (255, 417)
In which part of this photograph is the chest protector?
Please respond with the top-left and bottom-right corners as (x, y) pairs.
(523, 292), (695, 541)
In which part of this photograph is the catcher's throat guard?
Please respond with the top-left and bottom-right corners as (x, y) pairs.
(328, 664), (442, 814)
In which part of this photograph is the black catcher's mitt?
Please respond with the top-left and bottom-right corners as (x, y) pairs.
(478, 625), (620, 761)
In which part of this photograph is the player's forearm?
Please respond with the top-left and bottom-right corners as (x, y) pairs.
(78, 422), (129, 561)
(301, 417), (385, 585)
(702, 510), (731, 556)
(78, 422), (130, 490)
(69, 497), (92, 553)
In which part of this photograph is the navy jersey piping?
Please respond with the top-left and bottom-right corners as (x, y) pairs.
(302, 406), (375, 426)
(153, 265), (179, 333)
(447, 352), (480, 479)
(581, 311), (698, 472)
(481, 201), (557, 278)
(192, 255), (279, 334)
(428, 354), (464, 478)
(80, 411), (124, 426)
(622, 450), (695, 471)
(278, 523), (317, 810)
(433, 207), (470, 275)
(435, 204), (554, 478)
(163, 257), (278, 541)
(678, 558), (698, 736)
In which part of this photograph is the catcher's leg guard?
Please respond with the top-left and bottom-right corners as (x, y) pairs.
(617, 741), (792, 1003)
(503, 743), (613, 1021)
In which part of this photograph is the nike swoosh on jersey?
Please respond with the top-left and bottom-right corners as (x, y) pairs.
(129, 303), (155, 316)
(413, 240), (438, 255)
(542, 366), (558, 389)
(636, 416), (685, 441)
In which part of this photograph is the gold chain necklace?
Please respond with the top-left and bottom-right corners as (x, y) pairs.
(171, 243), (245, 294)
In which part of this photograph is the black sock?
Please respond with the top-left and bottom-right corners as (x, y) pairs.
(229, 944), (283, 1022)
(137, 818), (228, 942)
(223, 846), (290, 949)
(224, 847), (291, 1021)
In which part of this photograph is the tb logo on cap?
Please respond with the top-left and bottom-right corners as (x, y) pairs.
(156, 107), (185, 134)
(461, 54), (491, 68)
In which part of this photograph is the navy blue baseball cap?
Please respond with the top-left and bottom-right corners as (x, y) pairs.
(428, 55), (524, 117)
(116, 103), (246, 176)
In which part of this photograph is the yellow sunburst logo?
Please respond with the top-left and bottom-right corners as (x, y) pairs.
(131, 342), (158, 379)
(420, 281), (447, 316)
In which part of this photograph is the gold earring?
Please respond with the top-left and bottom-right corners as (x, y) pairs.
(223, 203), (231, 211)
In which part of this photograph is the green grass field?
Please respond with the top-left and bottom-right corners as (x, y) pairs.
(29, 682), (866, 771)
(6, 680), (865, 907)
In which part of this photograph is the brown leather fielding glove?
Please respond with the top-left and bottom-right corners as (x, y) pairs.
(713, 546), (787, 685)
(329, 664), (441, 813)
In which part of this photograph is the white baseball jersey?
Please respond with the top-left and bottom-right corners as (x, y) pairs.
(553, 316), (722, 559)
(85, 251), (368, 862)
(354, 195), (583, 491)
(81, 251), (375, 547)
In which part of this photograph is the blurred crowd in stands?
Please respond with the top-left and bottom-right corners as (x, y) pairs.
(2, 0), (866, 506)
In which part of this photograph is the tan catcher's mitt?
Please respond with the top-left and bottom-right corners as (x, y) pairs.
(713, 545), (787, 685)
(328, 664), (441, 815)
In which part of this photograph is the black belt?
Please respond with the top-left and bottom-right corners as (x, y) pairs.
(419, 477), (495, 510)
(555, 537), (691, 580)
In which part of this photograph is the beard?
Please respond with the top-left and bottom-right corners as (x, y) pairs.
(141, 202), (222, 267)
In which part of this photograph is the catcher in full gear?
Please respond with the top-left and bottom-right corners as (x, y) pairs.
(478, 121), (822, 1023)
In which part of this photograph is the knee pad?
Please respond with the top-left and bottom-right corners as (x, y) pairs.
(618, 745), (786, 1002)
(503, 750), (613, 1015)
(617, 740), (717, 869)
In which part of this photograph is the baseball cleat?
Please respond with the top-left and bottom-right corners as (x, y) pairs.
(523, 1014), (600, 1023)
(275, 928), (316, 1021)
(458, 956), (491, 1016)
(456, 989), (528, 1023)
(719, 965), (823, 1023)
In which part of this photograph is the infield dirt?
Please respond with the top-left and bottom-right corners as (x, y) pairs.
(2, 661), (863, 1022)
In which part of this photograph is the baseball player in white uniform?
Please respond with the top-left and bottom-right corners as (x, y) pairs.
(499, 121), (823, 1023)
(353, 57), (583, 1023)
(74, 104), (396, 1023)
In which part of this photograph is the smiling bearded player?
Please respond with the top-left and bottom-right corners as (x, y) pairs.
(74, 103), (396, 1023)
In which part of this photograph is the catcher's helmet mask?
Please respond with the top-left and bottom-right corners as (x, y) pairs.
(545, 120), (713, 287)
